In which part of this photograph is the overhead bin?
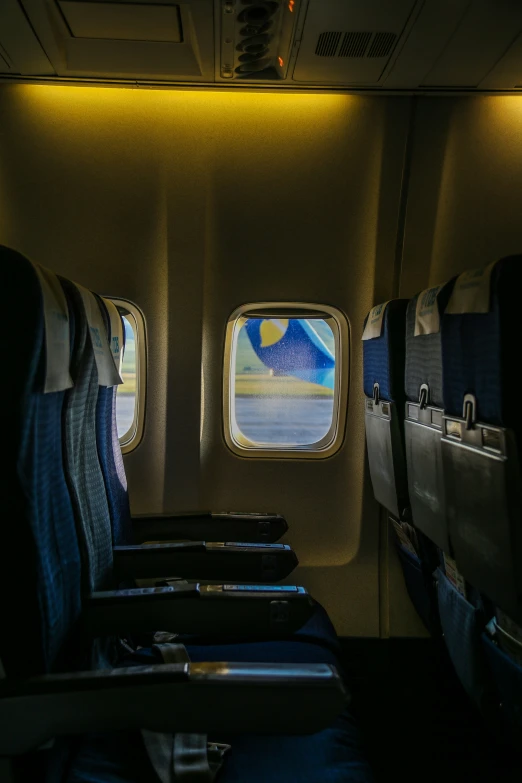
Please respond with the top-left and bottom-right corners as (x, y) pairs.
(292, 0), (417, 84)
(20, 0), (215, 80)
(480, 31), (522, 91)
(0, 45), (12, 74)
(0, 0), (54, 75)
(57, 2), (183, 42)
(385, 0), (522, 90)
(3, 0), (522, 90)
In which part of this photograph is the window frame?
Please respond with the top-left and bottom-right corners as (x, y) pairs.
(108, 297), (146, 454)
(223, 302), (349, 459)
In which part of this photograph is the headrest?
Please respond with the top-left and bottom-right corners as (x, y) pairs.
(445, 260), (497, 315)
(362, 301), (390, 341)
(101, 297), (124, 376)
(31, 263), (73, 394)
(69, 283), (122, 387)
(407, 278), (457, 339)
(412, 284), (444, 336)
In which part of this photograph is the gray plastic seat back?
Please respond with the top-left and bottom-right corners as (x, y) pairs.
(440, 258), (522, 622)
(404, 280), (455, 552)
(362, 299), (409, 518)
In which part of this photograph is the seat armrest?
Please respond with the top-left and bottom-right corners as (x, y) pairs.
(0, 662), (347, 755)
(113, 542), (298, 582)
(132, 512), (288, 544)
(84, 584), (313, 636)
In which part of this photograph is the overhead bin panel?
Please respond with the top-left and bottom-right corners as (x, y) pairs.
(481, 32), (522, 90)
(385, 0), (522, 90)
(0, 0), (54, 75)
(292, 0), (418, 85)
(383, 0), (469, 89)
(3, 0), (522, 90)
(421, 1), (522, 88)
(58, 2), (183, 42)
(0, 46), (12, 74)
(20, 0), (214, 80)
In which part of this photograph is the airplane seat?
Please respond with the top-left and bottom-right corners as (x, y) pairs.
(70, 294), (301, 587)
(60, 280), (333, 649)
(362, 299), (436, 630)
(362, 299), (409, 517)
(401, 280), (459, 635)
(59, 278), (117, 597)
(439, 256), (522, 734)
(94, 294), (132, 547)
(0, 245), (374, 783)
(0, 247), (93, 781)
(0, 246), (83, 679)
(93, 297), (340, 652)
(65, 710), (373, 783)
(404, 280), (456, 553)
(176, 598), (342, 665)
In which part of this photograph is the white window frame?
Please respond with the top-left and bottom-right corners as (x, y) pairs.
(223, 302), (349, 459)
(108, 297), (146, 454)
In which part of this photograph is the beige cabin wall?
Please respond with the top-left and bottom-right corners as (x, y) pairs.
(0, 84), (423, 636)
(402, 96), (522, 296)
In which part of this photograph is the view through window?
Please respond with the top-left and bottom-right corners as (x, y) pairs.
(233, 317), (336, 447)
(116, 314), (137, 441)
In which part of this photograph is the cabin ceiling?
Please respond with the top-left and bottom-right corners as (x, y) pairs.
(1, 0), (522, 91)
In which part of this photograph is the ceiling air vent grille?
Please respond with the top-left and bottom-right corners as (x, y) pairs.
(315, 32), (342, 57)
(315, 31), (398, 60)
(338, 32), (372, 58)
(367, 32), (397, 58)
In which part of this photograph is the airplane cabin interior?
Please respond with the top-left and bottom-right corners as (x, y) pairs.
(1, 1), (522, 781)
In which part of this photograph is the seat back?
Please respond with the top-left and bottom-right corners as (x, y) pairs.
(94, 296), (132, 546)
(59, 279), (121, 594)
(404, 280), (455, 552)
(440, 257), (522, 623)
(0, 247), (82, 677)
(362, 299), (409, 518)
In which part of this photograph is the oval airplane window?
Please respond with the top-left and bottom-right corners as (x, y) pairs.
(224, 303), (349, 458)
(108, 298), (146, 453)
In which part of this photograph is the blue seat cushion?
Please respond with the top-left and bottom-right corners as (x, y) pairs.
(215, 712), (373, 783)
(65, 711), (373, 783)
(171, 601), (340, 658)
(65, 732), (153, 783)
(67, 620), (372, 783)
